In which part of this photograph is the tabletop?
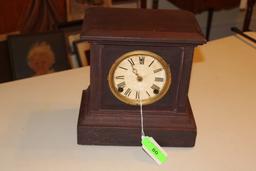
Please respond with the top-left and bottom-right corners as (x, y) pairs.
(0, 33), (255, 171)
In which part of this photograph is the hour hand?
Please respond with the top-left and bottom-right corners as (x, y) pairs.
(132, 67), (143, 82)
(132, 67), (138, 75)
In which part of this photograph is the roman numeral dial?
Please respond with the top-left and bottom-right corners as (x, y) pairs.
(108, 50), (171, 106)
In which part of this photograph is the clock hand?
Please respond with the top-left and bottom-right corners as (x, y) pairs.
(132, 67), (139, 76)
(131, 66), (143, 82)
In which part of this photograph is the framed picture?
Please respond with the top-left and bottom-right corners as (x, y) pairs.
(0, 40), (12, 83)
(0, 32), (19, 83)
(64, 32), (81, 68)
(57, 20), (83, 68)
(73, 40), (90, 66)
(58, 20), (83, 51)
(67, 33), (81, 53)
(8, 32), (70, 80)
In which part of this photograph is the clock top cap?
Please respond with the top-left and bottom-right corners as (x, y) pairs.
(81, 7), (206, 44)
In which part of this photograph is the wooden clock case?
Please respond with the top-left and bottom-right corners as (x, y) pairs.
(78, 7), (206, 147)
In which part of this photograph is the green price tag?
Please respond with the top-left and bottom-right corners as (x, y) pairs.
(141, 136), (168, 165)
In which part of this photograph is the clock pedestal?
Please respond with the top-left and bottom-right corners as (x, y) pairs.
(77, 7), (205, 147)
(78, 89), (196, 147)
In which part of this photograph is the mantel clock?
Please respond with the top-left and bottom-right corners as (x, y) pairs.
(77, 7), (206, 147)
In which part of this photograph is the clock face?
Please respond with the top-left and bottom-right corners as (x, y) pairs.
(108, 50), (171, 105)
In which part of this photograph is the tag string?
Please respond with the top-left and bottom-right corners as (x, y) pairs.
(139, 86), (145, 138)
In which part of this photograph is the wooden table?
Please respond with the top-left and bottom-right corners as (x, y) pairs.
(0, 33), (255, 171)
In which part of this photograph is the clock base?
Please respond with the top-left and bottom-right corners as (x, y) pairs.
(78, 89), (197, 147)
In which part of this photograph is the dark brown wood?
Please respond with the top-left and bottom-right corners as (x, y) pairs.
(89, 43), (197, 112)
(78, 90), (197, 147)
(81, 7), (205, 44)
(78, 7), (205, 147)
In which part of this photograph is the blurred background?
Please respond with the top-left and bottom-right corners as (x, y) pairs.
(0, 0), (255, 83)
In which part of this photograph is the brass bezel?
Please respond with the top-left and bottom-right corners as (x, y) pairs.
(108, 50), (171, 106)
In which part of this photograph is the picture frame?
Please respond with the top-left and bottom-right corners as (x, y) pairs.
(8, 32), (70, 80)
(73, 40), (90, 66)
(67, 33), (81, 53)
(57, 20), (83, 68)
(0, 40), (12, 83)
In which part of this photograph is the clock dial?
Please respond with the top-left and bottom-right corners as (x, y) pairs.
(108, 50), (171, 105)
